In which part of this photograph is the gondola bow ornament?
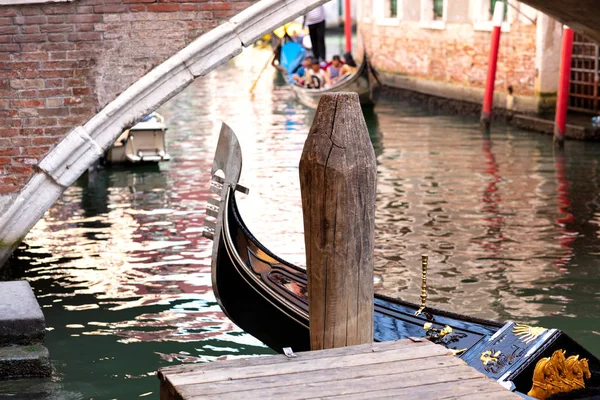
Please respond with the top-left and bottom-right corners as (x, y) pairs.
(527, 350), (591, 399)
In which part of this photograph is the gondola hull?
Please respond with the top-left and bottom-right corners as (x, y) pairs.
(216, 187), (500, 353)
(204, 125), (600, 400)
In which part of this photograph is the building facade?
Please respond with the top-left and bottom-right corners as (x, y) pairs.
(358, 0), (564, 114)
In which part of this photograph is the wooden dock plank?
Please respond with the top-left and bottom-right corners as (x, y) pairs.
(321, 377), (511, 400)
(186, 365), (485, 400)
(177, 355), (460, 396)
(168, 341), (450, 387)
(158, 338), (427, 377)
(158, 339), (521, 400)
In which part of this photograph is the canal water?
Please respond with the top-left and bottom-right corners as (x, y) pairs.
(5, 45), (600, 399)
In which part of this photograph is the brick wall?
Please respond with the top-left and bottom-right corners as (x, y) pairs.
(360, 18), (537, 98)
(0, 0), (256, 195)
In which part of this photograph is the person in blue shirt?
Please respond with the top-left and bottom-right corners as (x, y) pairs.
(292, 56), (313, 86)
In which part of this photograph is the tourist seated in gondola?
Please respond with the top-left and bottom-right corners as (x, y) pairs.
(326, 55), (343, 84)
(292, 56), (313, 86)
(305, 59), (328, 89)
(339, 52), (358, 78)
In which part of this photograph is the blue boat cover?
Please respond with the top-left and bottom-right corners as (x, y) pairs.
(280, 42), (305, 83)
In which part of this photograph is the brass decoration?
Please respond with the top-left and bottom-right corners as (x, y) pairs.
(480, 349), (511, 373)
(414, 255), (428, 316)
(481, 350), (502, 365)
(423, 323), (466, 346)
(513, 324), (548, 344)
(528, 350), (591, 400)
(423, 323), (451, 337)
(440, 325), (453, 337)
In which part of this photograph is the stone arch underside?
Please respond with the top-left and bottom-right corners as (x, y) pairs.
(0, 0), (329, 266)
(518, 0), (600, 44)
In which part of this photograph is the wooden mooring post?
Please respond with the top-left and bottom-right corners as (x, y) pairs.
(299, 92), (377, 350)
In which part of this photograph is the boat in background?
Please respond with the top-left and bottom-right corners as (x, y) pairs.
(278, 42), (380, 109)
(202, 124), (600, 400)
(105, 112), (171, 164)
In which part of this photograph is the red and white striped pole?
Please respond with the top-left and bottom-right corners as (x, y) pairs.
(553, 26), (574, 147)
(480, 2), (504, 130)
(344, 0), (351, 53)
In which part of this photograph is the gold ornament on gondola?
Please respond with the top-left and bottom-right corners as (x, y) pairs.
(439, 326), (453, 337)
(450, 348), (467, 356)
(513, 324), (548, 344)
(481, 350), (502, 365)
(528, 350), (591, 400)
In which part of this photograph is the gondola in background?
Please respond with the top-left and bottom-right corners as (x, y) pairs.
(276, 41), (380, 109)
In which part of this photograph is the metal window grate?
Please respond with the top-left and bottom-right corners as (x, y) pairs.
(569, 33), (600, 114)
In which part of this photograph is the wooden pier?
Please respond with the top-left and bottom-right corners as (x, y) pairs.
(158, 339), (520, 400)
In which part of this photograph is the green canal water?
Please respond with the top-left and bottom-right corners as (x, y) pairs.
(4, 45), (600, 398)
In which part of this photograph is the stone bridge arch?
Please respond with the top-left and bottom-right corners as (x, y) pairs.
(0, 0), (328, 266)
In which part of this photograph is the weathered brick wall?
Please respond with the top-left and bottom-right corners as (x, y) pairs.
(0, 0), (256, 195)
(360, 19), (537, 97)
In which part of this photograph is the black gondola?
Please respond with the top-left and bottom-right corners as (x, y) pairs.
(288, 56), (381, 109)
(203, 124), (599, 400)
(278, 42), (380, 109)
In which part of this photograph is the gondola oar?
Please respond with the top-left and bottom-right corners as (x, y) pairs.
(249, 36), (282, 95)
(249, 52), (275, 94)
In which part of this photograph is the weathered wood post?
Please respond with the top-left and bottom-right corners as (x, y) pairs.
(299, 93), (376, 350)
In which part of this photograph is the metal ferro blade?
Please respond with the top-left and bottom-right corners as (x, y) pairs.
(206, 123), (245, 306)
(206, 122), (243, 241)
(211, 123), (243, 185)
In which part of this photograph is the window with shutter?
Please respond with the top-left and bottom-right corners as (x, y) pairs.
(433, 0), (443, 19)
(419, 0), (445, 29)
(389, 0), (397, 18)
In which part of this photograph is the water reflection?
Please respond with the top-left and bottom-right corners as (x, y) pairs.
(553, 148), (576, 271)
(363, 107), (383, 158)
(9, 46), (600, 399)
(371, 106), (599, 338)
(477, 131), (503, 260)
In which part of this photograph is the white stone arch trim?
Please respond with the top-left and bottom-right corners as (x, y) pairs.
(0, 0), (330, 265)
